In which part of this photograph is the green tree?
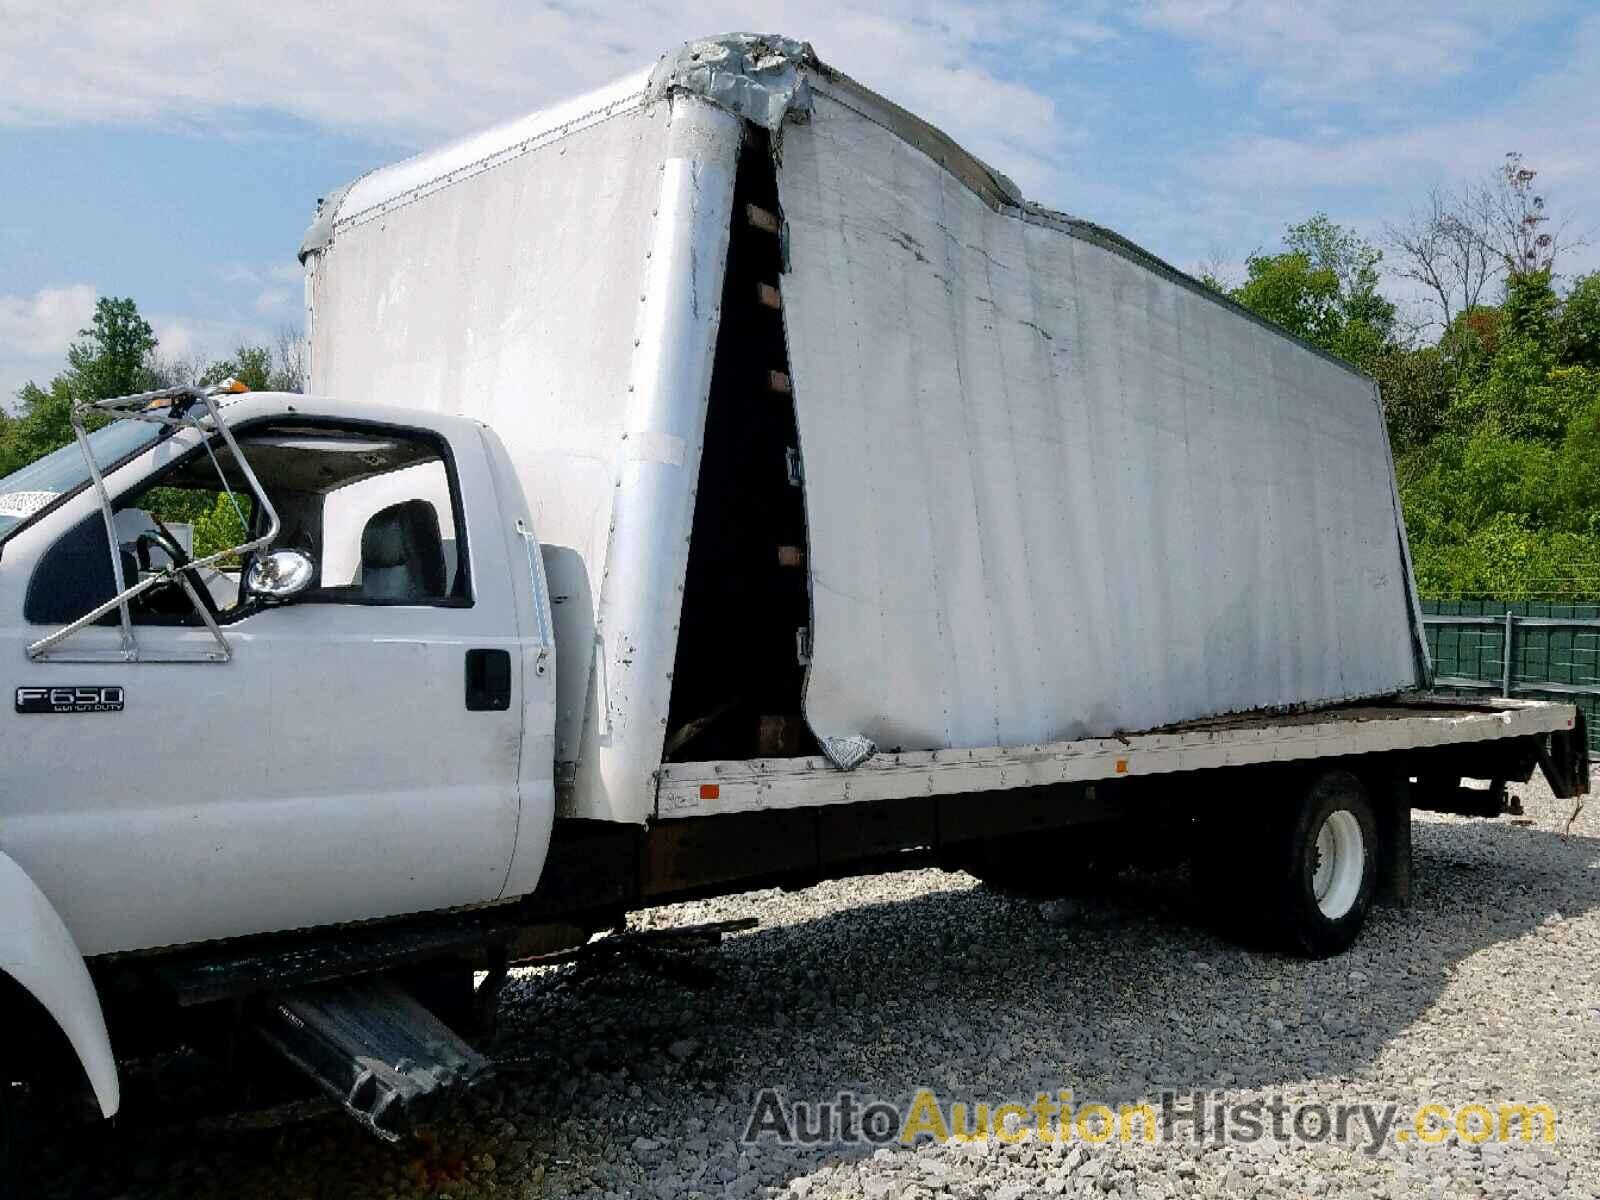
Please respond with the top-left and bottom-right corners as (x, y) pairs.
(1228, 215), (1394, 369)
(1446, 273), (1582, 444)
(1555, 394), (1600, 533)
(1396, 262), (1600, 599)
(1372, 344), (1455, 453)
(7, 377), (82, 470)
(200, 336), (305, 393)
(64, 297), (157, 402)
(1556, 272), (1600, 368)
(1499, 268), (1559, 346)
(201, 344), (274, 391)
(192, 491), (252, 560)
(1285, 214), (1394, 337)
(1232, 251), (1343, 348)
(1439, 306), (1502, 382)
(3, 297), (161, 471)
(0, 404), (21, 479)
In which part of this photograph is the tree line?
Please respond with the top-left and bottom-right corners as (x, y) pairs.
(1202, 154), (1597, 602)
(0, 298), (303, 479)
(2, 151), (1595, 599)
(0, 300), (304, 557)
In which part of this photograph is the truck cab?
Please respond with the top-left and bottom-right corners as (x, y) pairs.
(0, 388), (558, 970)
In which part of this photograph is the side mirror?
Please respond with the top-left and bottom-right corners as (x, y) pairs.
(245, 549), (315, 600)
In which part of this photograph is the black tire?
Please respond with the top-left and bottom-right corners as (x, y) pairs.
(1266, 771), (1378, 957)
(1193, 770), (1379, 957)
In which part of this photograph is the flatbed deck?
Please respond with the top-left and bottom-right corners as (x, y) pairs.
(657, 696), (1579, 818)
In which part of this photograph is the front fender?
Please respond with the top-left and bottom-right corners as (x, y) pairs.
(0, 852), (118, 1117)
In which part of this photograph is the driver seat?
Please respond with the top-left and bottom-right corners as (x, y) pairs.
(359, 500), (446, 602)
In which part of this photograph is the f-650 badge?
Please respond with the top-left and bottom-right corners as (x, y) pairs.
(15, 686), (124, 714)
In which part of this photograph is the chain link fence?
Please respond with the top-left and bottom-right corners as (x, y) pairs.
(1421, 599), (1600, 758)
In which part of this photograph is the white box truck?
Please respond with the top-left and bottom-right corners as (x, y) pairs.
(0, 34), (1587, 1140)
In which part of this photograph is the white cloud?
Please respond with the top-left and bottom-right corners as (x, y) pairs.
(0, 283), (96, 359)
(1176, 12), (1600, 279)
(0, 1), (1104, 203)
(150, 312), (287, 367)
(1136, 0), (1556, 109)
(0, 284), (97, 404)
(4, 0), (1594, 382)
(0, 281), (295, 408)
(219, 262), (304, 321)
(149, 317), (203, 361)
(0, 6), (1121, 406)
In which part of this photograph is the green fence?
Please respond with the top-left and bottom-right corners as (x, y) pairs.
(1421, 599), (1600, 758)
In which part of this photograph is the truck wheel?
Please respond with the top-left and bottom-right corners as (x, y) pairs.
(1271, 771), (1378, 957)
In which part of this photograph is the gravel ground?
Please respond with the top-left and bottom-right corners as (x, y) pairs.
(30, 774), (1600, 1199)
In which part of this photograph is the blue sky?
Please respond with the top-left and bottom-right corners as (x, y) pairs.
(3, 1), (1596, 404)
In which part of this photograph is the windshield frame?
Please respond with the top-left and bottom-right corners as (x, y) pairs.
(0, 419), (173, 552)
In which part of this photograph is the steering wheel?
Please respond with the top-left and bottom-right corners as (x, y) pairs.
(136, 522), (191, 572)
(133, 518), (219, 620)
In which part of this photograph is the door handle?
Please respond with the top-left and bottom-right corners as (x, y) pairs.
(464, 649), (511, 711)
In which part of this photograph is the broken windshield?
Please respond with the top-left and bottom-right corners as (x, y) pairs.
(0, 419), (165, 544)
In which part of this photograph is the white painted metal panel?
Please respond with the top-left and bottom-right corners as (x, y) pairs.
(330, 71), (652, 234)
(0, 397), (536, 954)
(777, 86), (1424, 755)
(561, 98), (741, 825)
(308, 105), (662, 786)
(308, 94), (741, 824)
(0, 852), (119, 1116)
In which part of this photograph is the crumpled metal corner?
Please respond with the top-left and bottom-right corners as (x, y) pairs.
(649, 33), (817, 131)
(821, 734), (877, 771)
(298, 180), (356, 262)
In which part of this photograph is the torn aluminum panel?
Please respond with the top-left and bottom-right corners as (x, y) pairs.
(648, 33), (815, 131)
(820, 735), (877, 772)
(297, 180), (355, 263)
(778, 81), (1427, 756)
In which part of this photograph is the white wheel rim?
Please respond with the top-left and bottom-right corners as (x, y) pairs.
(1311, 809), (1365, 919)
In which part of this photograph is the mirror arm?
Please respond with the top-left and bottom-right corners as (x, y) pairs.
(174, 572), (232, 663)
(70, 409), (135, 659)
(192, 390), (281, 560)
(26, 561), (227, 661)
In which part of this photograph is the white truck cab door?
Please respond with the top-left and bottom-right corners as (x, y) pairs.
(0, 410), (535, 956)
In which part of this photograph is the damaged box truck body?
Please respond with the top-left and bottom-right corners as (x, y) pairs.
(11, 33), (1590, 1144)
(303, 35), (1428, 825)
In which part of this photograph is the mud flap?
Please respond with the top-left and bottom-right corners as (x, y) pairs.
(1539, 709), (1591, 800)
(0, 853), (118, 1118)
(252, 974), (490, 1141)
(1368, 776), (1413, 909)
